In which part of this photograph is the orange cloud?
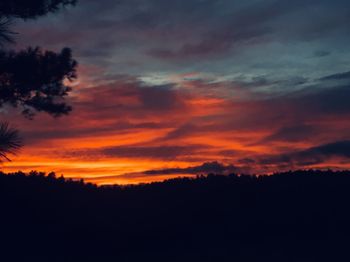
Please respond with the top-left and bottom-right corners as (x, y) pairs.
(3, 75), (350, 184)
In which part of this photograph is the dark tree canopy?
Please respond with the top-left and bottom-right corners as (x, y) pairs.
(0, 47), (77, 118)
(0, 17), (14, 44)
(0, 0), (78, 161)
(0, 0), (77, 19)
(0, 0), (78, 118)
(0, 122), (22, 161)
(0, 0), (77, 45)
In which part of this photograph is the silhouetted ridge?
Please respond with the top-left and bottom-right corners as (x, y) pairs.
(1, 170), (350, 261)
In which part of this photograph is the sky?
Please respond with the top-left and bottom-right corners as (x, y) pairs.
(2, 0), (350, 184)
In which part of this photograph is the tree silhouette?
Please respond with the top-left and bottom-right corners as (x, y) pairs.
(0, 1), (78, 118)
(0, 0), (77, 19)
(0, 0), (78, 160)
(0, 17), (14, 44)
(0, 122), (22, 161)
(0, 47), (77, 118)
(0, 0), (77, 45)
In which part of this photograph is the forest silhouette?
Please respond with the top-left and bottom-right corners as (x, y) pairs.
(1, 169), (350, 261)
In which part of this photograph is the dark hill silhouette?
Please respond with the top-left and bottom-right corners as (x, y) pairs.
(1, 170), (350, 261)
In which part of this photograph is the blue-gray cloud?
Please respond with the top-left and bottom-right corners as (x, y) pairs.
(11, 0), (350, 81)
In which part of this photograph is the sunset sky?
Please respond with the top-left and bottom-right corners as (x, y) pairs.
(2, 0), (350, 184)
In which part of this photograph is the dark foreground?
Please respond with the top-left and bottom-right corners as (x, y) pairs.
(1, 170), (350, 261)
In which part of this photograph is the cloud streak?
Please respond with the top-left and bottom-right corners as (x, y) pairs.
(258, 140), (350, 167)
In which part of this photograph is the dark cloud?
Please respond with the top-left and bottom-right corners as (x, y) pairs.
(259, 140), (350, 167)
(73, 77), (189, 120)
(320, 71), (350, 81)
(146, 0), (311, 60)
(313, 50), (331, 58)
(101, 144), (210, 160)
(241, 80), (350, 124)
(23, 121), (161, 143)
(144, 161), (241, 175)
(296, 85), (350, 115)
(137, 84), (185, 111)
(14, 0), (350, 67)
(117, 161), (246, 179)
(261, 125), (317, 143)
(238, 158), (256, 165)
(147, 26), (267, 60)
(231, 75), (308, 91)
(159, 123), (200, 141)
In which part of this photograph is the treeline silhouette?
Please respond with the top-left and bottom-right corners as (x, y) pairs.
(1, 170), (350, 261)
